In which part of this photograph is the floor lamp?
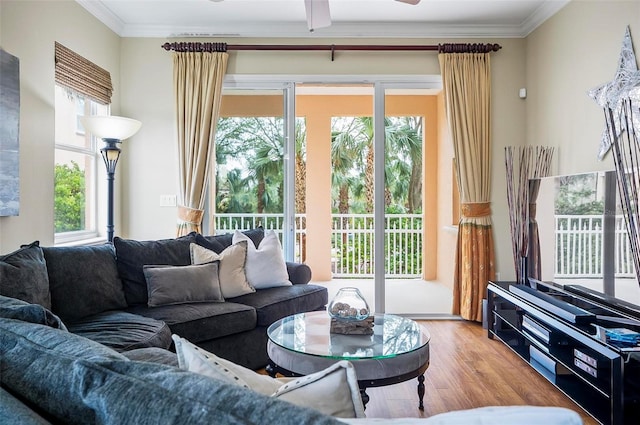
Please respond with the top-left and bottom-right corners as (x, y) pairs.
(80, 116), (142, 242)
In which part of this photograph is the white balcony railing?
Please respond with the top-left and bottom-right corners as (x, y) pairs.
(555, 215), (635, 278)
(213, 213), (634, 279)
(213, 213), (423, 278)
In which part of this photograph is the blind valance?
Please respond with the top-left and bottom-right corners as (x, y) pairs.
(55, 42), (113, 105)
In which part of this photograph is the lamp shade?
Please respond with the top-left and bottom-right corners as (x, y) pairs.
(80, 115), (142, 140)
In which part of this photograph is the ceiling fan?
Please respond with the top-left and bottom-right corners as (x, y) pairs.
(209, 0), (421, 32)
(305, 0), (421, 32)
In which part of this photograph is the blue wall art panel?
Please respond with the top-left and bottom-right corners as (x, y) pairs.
(0, 48), (20, 216)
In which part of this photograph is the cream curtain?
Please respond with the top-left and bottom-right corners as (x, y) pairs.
(439, 52), (496, 322)
(173, 51), (228, 236)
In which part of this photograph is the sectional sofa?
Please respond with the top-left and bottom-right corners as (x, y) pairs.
(0, 228), (328, 369)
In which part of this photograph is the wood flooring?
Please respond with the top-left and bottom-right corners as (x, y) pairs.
(361, 320), (598, 423)
(262, 320), (598, 423)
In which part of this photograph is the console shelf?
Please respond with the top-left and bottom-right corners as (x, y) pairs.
(487, 281), (640, 425)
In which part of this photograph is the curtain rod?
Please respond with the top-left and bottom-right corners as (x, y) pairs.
(161, 42), (502, 61)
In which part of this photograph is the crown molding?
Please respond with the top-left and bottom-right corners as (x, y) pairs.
(520, 0), (570, 37)
(76, 0), (126, 35)
(159, 22), (526, 40)
(76, 0), (570, 40)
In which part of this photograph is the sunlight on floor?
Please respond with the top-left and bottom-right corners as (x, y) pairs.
(313, 278), (455, 319)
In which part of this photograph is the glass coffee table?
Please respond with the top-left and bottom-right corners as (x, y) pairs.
(266, 311), (430, 409)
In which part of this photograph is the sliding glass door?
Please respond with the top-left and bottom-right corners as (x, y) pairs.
(214, 83), (298, 261)
(216, 76), (448, 316)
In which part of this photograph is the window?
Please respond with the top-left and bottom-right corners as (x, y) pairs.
(54, 85), (108, 242)
(54, 42), (113, 244)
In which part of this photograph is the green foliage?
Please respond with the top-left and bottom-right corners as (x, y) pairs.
(329, 116), (422, 214)
(216, 115), (423, 215)
(215, 116), (286, 214)
(54, 162), (85, 232)
(331, 215), (423, 275)
(555, 174), (604, 215)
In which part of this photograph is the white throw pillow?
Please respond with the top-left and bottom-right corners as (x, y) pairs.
(189, 241), (255, 298)
(232, 229), (291, 289)
(172, 334), (365, 418)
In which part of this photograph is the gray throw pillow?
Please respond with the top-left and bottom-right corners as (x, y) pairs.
(0, 241), (51, 309)
(143, 262), (224, 307)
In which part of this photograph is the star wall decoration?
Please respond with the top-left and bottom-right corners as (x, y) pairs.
(588, 26), (640, 160)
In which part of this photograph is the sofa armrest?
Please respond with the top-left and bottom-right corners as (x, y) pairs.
(286, 262), (312, 285)
(0, 387), (52, 424)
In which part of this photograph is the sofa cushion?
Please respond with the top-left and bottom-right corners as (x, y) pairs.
(127, 302), (257, 343)
(0, 241), (51, 309)
(196, 227), (264, 254)
(0, 318), (126, 424)
(0, 295), (67, 330)
(113, 232), (197, 306)
(228, 284), (328, 326)
(72, 359), (341, 425)
(65, 311), (172, 352)
(41, 244), (127, 323)
(144, 262), (224, 307)
(121, 347), (179, 367)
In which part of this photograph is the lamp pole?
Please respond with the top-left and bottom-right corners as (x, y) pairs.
(80, 115), (141, 243)
(100, 138), (121, 243)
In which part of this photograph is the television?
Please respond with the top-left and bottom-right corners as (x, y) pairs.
(528, 170), (640, 312)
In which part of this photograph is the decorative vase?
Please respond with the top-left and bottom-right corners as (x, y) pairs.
(328, 287), (370, 321)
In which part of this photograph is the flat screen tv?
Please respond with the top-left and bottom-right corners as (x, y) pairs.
(529, 170), (640, 311)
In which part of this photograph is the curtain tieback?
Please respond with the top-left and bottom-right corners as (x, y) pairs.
(529, 203), (537, 219)
(177, 205), (204, 225)
(461, 202), (491, 218)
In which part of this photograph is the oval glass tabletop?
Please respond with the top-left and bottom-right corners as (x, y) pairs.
(267, 311), (430, 360)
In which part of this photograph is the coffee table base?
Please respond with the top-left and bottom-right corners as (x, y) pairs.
(266, 361), (429, 410)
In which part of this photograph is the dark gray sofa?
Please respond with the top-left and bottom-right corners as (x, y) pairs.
(0, 228), (328, 369)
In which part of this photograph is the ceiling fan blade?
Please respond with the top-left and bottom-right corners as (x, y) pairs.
(395, 0), (421, 4)
(304, 0), (331, 31)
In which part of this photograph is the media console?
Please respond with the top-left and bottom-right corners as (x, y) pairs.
(487, 281), (640, 425)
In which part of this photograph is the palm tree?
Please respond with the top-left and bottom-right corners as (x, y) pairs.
(329, 116), (423, 214)
(216, 168), (254, 213)
(331, 121), (363, 214)
(388, 117), (422, 212)
(294, 118), (307, 214)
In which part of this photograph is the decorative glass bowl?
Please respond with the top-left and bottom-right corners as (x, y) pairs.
(328, 287), (370, 321)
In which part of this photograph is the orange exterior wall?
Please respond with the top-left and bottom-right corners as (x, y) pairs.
(220, 94), (439, 281)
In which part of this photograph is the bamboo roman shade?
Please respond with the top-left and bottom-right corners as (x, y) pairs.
(54, 42), (113, 105)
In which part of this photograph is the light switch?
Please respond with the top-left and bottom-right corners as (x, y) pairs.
(160, 194), (177, 207)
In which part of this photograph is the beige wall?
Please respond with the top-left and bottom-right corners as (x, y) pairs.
(0, 0), (121, 252)
(525, 0), (638, 175)
(1, 0), (636, 285)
